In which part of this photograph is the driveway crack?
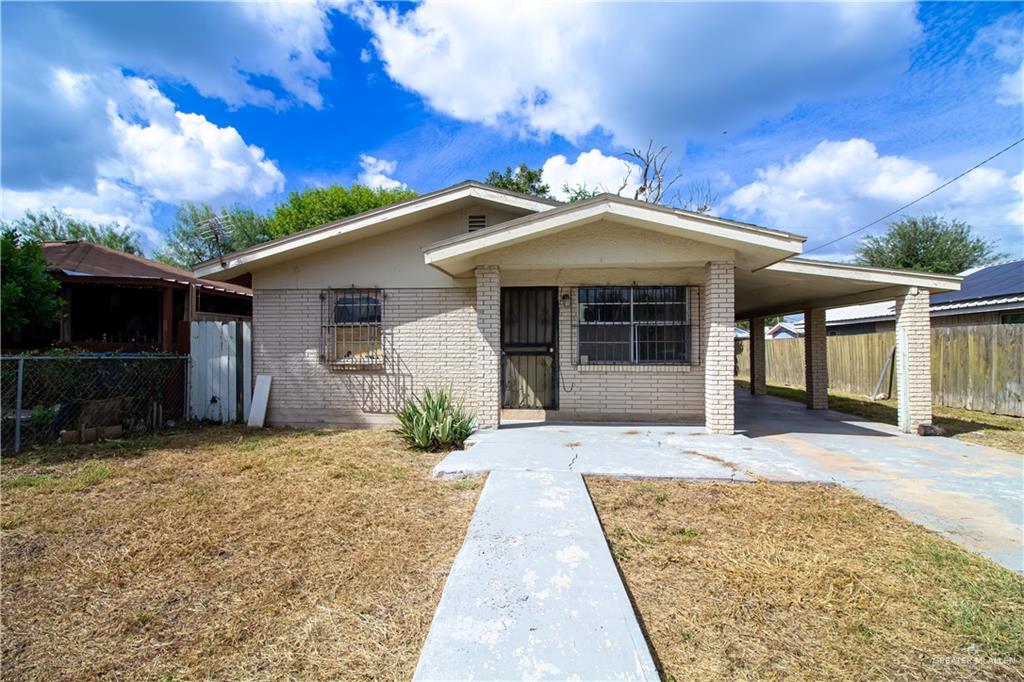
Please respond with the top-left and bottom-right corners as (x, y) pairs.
(567, 450), (580, 470)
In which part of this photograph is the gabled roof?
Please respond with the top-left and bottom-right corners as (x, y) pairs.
(423, 192), (807, 274)
(43, 241), (252, 297)
(194, 181), (557, 279)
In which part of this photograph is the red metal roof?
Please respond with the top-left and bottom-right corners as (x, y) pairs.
(41, 241), (252, 297)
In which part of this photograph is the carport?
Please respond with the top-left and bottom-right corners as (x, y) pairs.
(736, 258), (961, 433)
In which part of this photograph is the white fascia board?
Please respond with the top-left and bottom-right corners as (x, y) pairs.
(424, 201), (611, 264)
(768, 259), (961, 291)
(194, 184), (553, 278)
(424, 199), (804, 266)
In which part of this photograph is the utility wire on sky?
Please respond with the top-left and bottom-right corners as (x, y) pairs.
(802, 136), (1024, 256)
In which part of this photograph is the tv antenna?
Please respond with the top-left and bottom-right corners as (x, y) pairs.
(197, 214), (235, 265)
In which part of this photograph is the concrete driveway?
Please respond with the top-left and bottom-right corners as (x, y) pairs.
(434, 391), (1023, 572)
(736, 391), (1023, 573)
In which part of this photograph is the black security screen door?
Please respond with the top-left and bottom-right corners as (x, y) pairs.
(501, 287), (558, 409)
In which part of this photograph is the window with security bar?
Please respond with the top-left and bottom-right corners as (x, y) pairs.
(321, 289), (383, 368)
(577, 286), (693, 365)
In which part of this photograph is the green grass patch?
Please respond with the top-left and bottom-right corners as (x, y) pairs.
(2, 473), (53, 489)
(900, 536), (1024, 658)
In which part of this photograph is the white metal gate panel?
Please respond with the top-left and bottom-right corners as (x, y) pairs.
(189, 320), (252, 423)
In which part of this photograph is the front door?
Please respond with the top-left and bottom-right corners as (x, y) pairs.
(501, 287), (558, 409)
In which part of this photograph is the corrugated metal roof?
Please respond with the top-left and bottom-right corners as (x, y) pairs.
(931, 293), (1024, 312)
(42, 241), (252, 297)
(827, 301), (896, 323)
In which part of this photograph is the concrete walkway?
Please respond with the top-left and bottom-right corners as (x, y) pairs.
(414, 470), (659, 681)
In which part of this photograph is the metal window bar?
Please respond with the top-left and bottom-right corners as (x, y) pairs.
(320, 288), (384, 369)
(577, 286), (695, 365)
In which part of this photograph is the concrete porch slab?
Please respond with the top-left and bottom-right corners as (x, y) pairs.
(414, 470), (659, 681)
(433, 424), (780, 481)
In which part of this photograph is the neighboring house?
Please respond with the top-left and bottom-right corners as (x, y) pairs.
(32, 241), (252, 353)
(734, 327), (750, 339)
(826, 260), (1024, 336)
(195, 181), (959, 435)
(765, 322), (803, 339)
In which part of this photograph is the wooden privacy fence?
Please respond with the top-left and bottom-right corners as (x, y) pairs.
(735, 323), (1023, 417)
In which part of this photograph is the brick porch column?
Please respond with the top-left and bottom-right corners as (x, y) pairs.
(895, 288), (932, 433)
(750, 315), (767, 396)
(803, 308), (828, 409)
(704, 262), (735, 434)
(475, 265), (501, 429)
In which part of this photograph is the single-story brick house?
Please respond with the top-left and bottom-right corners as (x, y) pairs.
(195, 181), (960, 435)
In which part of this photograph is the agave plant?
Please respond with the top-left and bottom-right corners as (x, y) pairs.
(396, 387), (476, 451)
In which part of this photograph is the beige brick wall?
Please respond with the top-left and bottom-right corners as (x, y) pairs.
(475, 266), (501, 429)
(255, 276), (727, 428)
(895, 289), (932, 431)
(253, 288), (479, 427)
(804, 307), (828, 409)
(703, 262), (735, 433)
(551, 286), (705, 422)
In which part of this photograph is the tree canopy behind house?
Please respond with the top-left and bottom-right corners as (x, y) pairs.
(1, 229), (61, 337)
(154, 184), (418, 269)
(4, 208), (143, 255)
(155, 203), (273, 270)
(484, 164), (551, 198)
(853, 216), (1004, 275)
(266, 183), (418, 240)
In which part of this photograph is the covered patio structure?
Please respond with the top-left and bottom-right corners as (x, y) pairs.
(423, 194), (961, 435)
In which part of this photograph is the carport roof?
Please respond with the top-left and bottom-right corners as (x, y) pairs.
(738, 258), (961, 318)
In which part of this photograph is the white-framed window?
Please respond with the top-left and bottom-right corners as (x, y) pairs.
(577, 286), (693, 365)
(320, 288), (383, 368)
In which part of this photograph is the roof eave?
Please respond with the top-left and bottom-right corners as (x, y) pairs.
(194, 182), (557, 280)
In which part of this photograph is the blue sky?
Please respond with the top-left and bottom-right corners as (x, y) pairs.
(2, 1), (1022, 260)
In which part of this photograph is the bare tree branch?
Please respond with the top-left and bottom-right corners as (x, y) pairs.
(621, 140), (684, 205)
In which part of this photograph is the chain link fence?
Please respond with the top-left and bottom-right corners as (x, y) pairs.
(1, 355), (188, 454)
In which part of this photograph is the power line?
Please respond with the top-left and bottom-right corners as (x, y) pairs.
(802, 136), (1024, 255)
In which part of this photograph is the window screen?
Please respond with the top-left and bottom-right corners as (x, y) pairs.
(578, 286), (691, 364)
(321, 289), (383, 368)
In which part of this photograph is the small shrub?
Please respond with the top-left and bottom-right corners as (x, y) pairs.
(396, 388), (475, 451)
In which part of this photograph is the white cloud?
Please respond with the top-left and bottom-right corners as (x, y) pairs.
(723, 138), (1024, 258)
(1, 70), (284, 250)
(357, 154), (406, 190)
(2, 2), (311, 252)
(541, 149), (639, 200)
(1, 180), (162, 248)
(971, 13), (1024, 106)
(349, 1), (920, 144)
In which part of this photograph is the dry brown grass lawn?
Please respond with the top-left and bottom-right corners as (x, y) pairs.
(588, 479), (1024, 682)
(1, 426), (481, 681)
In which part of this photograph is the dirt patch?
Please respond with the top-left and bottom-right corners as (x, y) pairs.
(588, 479), (1024, 681)
(1, 426), (480, 681)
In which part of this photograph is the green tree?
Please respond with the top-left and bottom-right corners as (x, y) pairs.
(561, 183), (603, 202)
(267, 183), (417, 239)
(4, 208), (142, 255)
(1, 230), (61, 336)
(853, 216), (1004, 275)
(155, 203), (272, 269)
(484, 164), (550, 198)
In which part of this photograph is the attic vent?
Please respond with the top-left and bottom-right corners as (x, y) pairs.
(468, 215), (487, 232)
